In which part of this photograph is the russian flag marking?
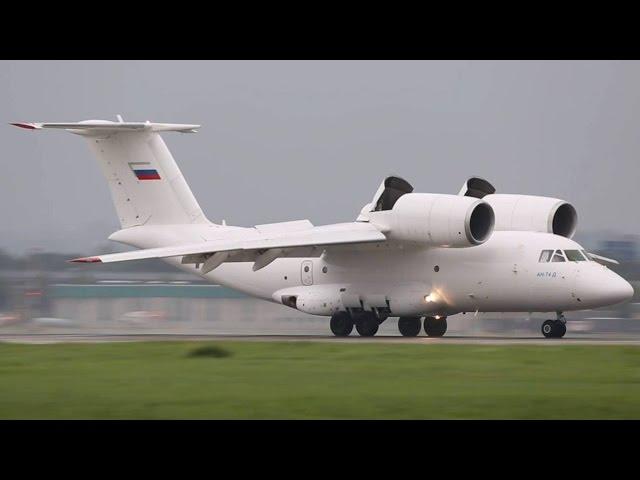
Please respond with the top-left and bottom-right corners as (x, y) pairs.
(134, 169), (161, 180)
(129, 162), (161, 180)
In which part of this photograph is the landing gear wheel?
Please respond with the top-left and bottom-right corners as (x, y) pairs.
(554, 320), (567, 338)
(541, 320), (555, 338)
(398, 317), (422, 337)
(541, 319), (566, 338)
(424, 316), (447, 337)
(355, 314), (379, 337)
(330, 312), (353, 337)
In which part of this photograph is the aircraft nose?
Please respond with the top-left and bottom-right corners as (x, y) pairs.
(601, 272), (634, 305)
(576, 267), (634, 308)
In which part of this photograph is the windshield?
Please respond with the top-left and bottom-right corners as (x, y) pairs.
(564, 249), (587, 261)
(539, 249), (590, 263)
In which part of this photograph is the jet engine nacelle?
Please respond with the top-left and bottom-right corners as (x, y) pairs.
(371, 193), (495, 247)
(483, 194), (577, 238)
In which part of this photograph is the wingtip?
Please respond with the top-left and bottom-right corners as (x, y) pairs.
(10, 122), (38, 130)
(69, 256), (102, 264)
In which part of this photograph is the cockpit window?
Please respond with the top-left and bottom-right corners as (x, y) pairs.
(552, 250), (566, 262)
(581, 250), (591, 261)
(539, 250), (553, 263)
(565, 249), (587, 262)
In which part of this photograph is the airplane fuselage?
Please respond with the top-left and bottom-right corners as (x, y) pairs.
(114, 226), (633, 318)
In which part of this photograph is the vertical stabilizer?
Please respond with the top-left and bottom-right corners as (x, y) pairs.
(12, 119), (210, 228)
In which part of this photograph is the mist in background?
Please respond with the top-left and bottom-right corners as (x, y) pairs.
(2, 60), (639, 255)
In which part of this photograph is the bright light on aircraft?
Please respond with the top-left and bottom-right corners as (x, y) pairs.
(424, 293), (438, 303)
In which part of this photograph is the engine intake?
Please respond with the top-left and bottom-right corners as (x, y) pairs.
(468, 202), (495, 244)
(552, 202), (578, 238)
(484, 194), (577, 238)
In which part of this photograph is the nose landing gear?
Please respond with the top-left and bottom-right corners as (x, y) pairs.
(541, 313), (567, 338)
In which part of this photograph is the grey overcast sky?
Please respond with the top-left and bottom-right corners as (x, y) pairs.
(1, 61), (639, 255)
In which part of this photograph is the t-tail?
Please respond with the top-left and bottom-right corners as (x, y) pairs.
(11, 117), (210, 228)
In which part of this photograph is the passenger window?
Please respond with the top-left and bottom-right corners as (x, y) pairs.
(539, 250), (553, 263)
(565, 250), (587, 261)
(552, 250), (566, 262)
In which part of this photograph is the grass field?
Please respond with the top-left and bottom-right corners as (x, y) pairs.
(1, 341), (640, 419)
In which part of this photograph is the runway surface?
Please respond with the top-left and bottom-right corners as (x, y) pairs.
(3, 333), (640, 345)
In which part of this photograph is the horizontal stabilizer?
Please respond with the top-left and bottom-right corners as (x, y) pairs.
(11, 121), (200, 134)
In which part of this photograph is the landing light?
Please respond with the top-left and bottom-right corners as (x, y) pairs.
(424, 293), (438, 303)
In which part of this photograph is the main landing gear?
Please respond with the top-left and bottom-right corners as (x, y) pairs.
(330, 312), (353, 337)
(423, 316), (447, 337)
(398, 317), (422, 337)
(330, 311), (382, 337)
(397, 316), (448, 337)
(541, 313), (567, 339)
(354, 313), (379, 337)
(330, 312), (448, 338)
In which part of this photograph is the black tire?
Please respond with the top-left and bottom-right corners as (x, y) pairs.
(398, 317), (422, 337)
(554, 320), (567, 338)
(424, 316), (447, 337)
(330, 312), (353, 337)
(541, 319), (556, 338)
(355, 314), (379, 337)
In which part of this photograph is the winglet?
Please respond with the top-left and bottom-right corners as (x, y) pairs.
(10, 122), (41, 130)
(69, 256), (102, 264)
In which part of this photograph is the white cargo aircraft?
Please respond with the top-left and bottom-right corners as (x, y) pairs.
(13, 118), (634, 338)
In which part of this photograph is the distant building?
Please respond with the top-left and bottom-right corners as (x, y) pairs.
(599, 236), (638, 263)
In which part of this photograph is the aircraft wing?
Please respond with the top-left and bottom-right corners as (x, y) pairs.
(70, 222), (386, 273)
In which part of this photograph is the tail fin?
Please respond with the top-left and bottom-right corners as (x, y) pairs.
(12, 118), (209, 228)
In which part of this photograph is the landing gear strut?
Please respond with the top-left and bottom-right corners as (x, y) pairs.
(398, 317), (422, 337)
(330, 312), (353, 337)
(541, 313), (566, 339)
(424, 316), (447, 337)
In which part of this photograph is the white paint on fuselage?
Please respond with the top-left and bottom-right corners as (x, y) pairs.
(118, 225), (633, 318)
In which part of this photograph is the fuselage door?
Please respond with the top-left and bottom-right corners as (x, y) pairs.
(301, 260), (313, 286)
